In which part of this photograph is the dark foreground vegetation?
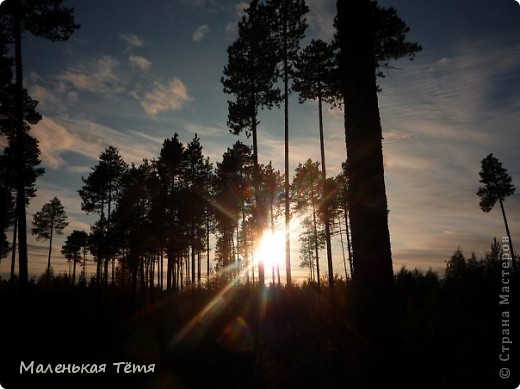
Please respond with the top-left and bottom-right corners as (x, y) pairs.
(1, 248), (518, 389)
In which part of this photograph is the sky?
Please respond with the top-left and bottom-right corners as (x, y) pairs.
(1, 0), (519, 282)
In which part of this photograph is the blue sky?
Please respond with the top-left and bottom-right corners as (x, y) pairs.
(1, 0), (519, 281)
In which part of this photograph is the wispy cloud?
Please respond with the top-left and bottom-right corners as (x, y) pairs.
(380, 37), (520, 137)
(118, 33), (146, 48)
(28, 72), (78, 113)
(31, 117), (75, 169)
(56, 55), (124, 95)
(192, 24), (210, 42)
(373, 36), (520, 270)
(137, 77), (193, 117)
(129, 55), (152, 71)
(32, 116), (162, 169)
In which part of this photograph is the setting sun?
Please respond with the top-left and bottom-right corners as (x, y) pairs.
(254, 229), (286, 272)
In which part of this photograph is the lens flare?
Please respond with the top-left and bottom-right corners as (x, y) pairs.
(254, 229), (285, 271)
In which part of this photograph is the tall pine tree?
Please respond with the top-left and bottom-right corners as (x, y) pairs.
(156, 134), (186, 290)
(266, 0), (308, 286)
(291, 159), (323, 287)
(1, 0), (79, 286)
(335, 0), (421, 384)
(222, 0), (281, 285)
(31, 196), (68, 282)
(79, 146), (127, 287)
(293, 39), (338, 289)
(477, 153), (517, 272)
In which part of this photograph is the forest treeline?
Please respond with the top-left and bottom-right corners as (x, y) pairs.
(5, 134), (353, 296)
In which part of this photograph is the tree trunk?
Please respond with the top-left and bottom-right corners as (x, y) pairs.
(337, 0), (393, 297)
(206, 215), (210, 285)
(166, 247), (173, 290)
(283, 25), (292, 288)
(318, 91), (334, 290)
(498, 197), (517, 273)
(111, 258), (115, 285)
(72, 254), (77, 286)
(82, 246), (87, 284)
(140, 257), (145, 306)
(197, 246), (201, 286)
(307, 236), (314, 282)
(14, 3), (29, 288)
(0, 188), (9, 260)
(191, 235), (196, 286)
(252, 111), (265, 286)
(46, 225), (54, 285)
(131, 255), (137, 308)
(337, 0), (395, 384)
(311, 202), (320, 287)
(338, 216), (348, 280)
(241, 205), (248, 284)
(10, 216), (17, 283)
(150, 252), (155, 298)
(160, 243), (164, 290)
(344, 208), (354, 277)
(270, 201), (276, 285)
(105, 182), (112, 287)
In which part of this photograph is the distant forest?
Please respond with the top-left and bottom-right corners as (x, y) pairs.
(0, 0), (518, 388)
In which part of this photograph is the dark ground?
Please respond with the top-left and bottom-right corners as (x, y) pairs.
(0, 269), (518, 389)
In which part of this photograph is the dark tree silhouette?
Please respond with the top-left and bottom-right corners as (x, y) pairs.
(444, 247), (467, 282)
(0, 155), (14, 260)
(222, 0), (281, 285)
(86, 220), (106, 285)
(266, 0), (308, 287)
(339, 0), (380, 283)
(112, 161), (155, 301)
(79, 146), (128, 287)
(477, 153), (517, 272)
(31, 196), (68, 282)
(0, 28), (43, 269)
(368, 2), (422, 83)
(61, 230), (88, 285)
(156, 134), (186, 290)
(335, 1), (422, 385)
(298, 215), (325, 283)
(293, 39), (339, 107)
(0, 34), (13, 260)
(213, 141), (253, 278)
(292, 3), (421, 290)
(335, 0), (420, 302)
(291, 159), (323, 287)
(293, 39), (337, 289)
(1, 133), (44, 280)
(333, 164), (354, 278)
(1, 0), (79, 287)
(147, 159), (169, 290)
(181, 134), (213, 286)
